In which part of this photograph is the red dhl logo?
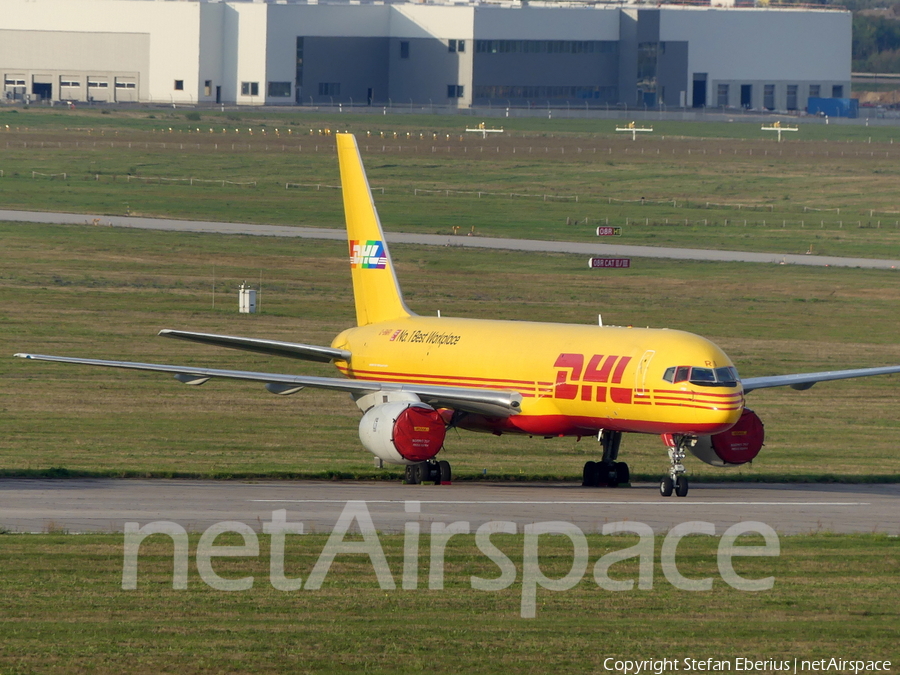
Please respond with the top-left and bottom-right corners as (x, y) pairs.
(553, 353), (634, 404)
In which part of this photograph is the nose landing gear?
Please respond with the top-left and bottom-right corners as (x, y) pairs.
(660, 436), (691, 497)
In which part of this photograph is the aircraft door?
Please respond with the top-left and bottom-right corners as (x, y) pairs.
(634, 350), (655, 397)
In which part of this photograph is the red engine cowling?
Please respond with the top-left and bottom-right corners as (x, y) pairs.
(688, 408), (765, 467)
(358, 402), (446, 465)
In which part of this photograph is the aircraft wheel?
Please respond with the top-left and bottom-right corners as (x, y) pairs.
(675, 475), (689, 497)
(582, 461), (599, 487)
(604, 462), (620, 488)
(615, 462), (630, 485)
(405, 465), (417, 485)
(413, 462), (429, 484)
(660, 476), (674, 497)
(438, 460), (452, 484)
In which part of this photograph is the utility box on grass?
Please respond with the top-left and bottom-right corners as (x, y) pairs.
(239, 283), (257, 313)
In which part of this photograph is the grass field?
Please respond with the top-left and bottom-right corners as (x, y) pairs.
(0, 531), (897, 674)
(2, 108), (899, 674)
(3, 221), (900, 482)
(3, 108), (900, 259)
(2, 108), (900, 481)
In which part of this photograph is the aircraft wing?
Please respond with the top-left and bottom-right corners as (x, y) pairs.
(158, 330), (350, 363)
(742, 365), (900, 393)
(13, 353), (522, 418)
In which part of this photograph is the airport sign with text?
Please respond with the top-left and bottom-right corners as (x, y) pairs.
(589, 257), (631, 269)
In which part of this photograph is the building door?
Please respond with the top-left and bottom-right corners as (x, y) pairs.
(32, 74), (53, 101)
(4, 75), (26, 101)
(741, 84), (752, 108)
(692, 73), (706, 108)
(367, 88), (373, 106)
(32, 82), (52, 101)
(215, 86), (221, 104)
(87, 78), (110, 102)
(114, 77), (137, 102)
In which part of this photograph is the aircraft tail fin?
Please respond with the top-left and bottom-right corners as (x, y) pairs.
(336, 133), (413, 326)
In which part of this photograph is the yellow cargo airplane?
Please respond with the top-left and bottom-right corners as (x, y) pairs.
(16, 134), (900, 496)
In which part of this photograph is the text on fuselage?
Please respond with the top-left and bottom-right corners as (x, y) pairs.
(554, 353), (634, 403)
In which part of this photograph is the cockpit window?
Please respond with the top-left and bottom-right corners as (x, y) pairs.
(714, 366), (739, 386)
(690, 367), (716, 383)
(662, 365), (740, 387)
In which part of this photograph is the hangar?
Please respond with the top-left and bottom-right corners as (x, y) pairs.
(1, 0), (850, 112)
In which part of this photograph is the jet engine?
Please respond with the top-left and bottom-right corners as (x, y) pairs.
(689, 408), (765, 467)
(358, 401), (446, 465)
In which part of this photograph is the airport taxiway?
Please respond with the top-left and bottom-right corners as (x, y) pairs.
(3, 209), (900, 269)
(1, 479), (897, 535)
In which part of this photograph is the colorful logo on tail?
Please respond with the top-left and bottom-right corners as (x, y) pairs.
(350, 240), (387, 269)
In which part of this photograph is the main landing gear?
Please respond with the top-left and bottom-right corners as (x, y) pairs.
(582, 430), (630, 488)
(405, 459), (452, 485)
(660, 436), (690, 497)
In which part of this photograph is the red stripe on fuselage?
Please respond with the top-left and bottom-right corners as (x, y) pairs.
(458, 413), (736, 437)
(335, 367), (743, 410)
(653, 402), (743, 411)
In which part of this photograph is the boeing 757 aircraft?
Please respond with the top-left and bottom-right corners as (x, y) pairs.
(16, 133), (900, 496)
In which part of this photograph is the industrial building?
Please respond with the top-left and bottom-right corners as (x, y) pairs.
(2, 0), (851, 112)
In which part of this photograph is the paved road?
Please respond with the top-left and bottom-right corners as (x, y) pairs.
(3, 209), (899, 270)
(1, 479), (896, 535)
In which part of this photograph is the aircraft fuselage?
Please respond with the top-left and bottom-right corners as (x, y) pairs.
(332, 317), (744, 438)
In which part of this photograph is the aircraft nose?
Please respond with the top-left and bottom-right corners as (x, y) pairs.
(696, 388), (744, 433)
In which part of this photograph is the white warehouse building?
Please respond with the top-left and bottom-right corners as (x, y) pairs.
(1, 0), (851, 112)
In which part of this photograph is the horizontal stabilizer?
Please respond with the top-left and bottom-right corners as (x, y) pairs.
(159, 329), (350, 363)
(743, 364), (900, 393)
(14, 353), (522, 418)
